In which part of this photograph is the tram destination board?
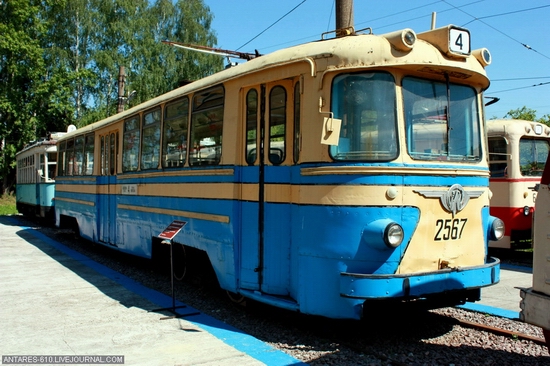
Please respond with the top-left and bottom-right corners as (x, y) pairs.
(158, 220), (187, 240)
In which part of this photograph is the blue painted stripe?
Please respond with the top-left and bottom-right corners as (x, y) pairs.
(57, 174), (488, 187)
(457, 302), (520, 320)
(56, 163), (489, 186)
(9, 217), (305, 366)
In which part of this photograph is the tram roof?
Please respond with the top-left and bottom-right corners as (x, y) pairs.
(487, 119), (550, 138)
(16, 134), (65, 157)
(60, 26), (491, 141)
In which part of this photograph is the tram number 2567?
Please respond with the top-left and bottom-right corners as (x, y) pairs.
(434, 218), (468, 241)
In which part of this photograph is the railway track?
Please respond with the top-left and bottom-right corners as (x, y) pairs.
(451, 316), (548, 347)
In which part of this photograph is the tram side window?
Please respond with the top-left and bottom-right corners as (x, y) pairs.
(74, 136), (85, 175)
(65, 138), (75, 175)
(488, 137), (508, 177)
(141, 108), (161, 170)
(17, 155), (35, 183)
(84, 134), (94, 175)
(110, 133), (116, 175)
(30, 155), (36, 182)
(294, 82), (301, 164)
(58, 141), (66, 176)
(29, 156), (35, 182)
(163, 98), (189, 168)
(39, 154), (46, 181)
(47, 152), (57, 180)
(519, 138), (550, 177)
(123, 116), (140, 172)
(16, 159), (21, 183)
(330, 72), (398, 161)
(190, 86), (224, 166)
(269, 86), (286, 164)
(246, 89), (258, 165)
(100, 136), (106, 175)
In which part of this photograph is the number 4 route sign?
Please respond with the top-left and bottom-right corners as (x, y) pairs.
(158, 220), (187, 240)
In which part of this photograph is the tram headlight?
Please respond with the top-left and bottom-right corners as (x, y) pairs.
(489, 217), (505, 241)
(384, 223), (404, 248)
(523, 206), (530, 216)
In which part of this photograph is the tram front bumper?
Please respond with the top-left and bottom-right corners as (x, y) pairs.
(339, 257), (500, 299)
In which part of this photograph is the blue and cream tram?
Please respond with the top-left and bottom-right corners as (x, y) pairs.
(54, 25), (503, 319)
(16, 133), (65, 222)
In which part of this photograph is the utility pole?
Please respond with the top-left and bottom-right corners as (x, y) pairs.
(336, 0), (354, 36)
(117, 66), (126, 114)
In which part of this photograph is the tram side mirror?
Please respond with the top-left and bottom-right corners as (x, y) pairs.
(321, 116), (342, 145)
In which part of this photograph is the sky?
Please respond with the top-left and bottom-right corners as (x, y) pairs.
(203, 0), (550, 120)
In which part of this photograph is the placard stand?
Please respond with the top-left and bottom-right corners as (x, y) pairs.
(148, 221), (200, 320)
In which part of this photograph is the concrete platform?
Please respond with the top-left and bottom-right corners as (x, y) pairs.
(0, 216), (304, 366)
(461, 262), (532, 320)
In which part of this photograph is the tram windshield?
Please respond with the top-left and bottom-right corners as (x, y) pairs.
(403, 77), (481, 162)
(330, 72), (398, 161)
(519, 138), (549, 177)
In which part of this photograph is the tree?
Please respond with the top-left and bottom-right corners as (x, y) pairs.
(538, 114), (550, 126)
(504, 106), (537, 121)
(0, 0), (49, 194)
(504, 106), (550, 127)
(0, 0), (222, 194)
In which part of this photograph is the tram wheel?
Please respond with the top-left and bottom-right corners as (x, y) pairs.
(226, 291), (245, 304)
(173, 243), (187, 281)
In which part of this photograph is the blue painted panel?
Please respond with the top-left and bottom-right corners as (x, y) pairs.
(16, 184), (37, 206)
(295, 205), (419, 274)
(296, 256), (364, 319)
(239, 201), (260, 290)
(261, 202), (291, 295)
(38, 183), (55, 208)
(240, 166), (260, 184)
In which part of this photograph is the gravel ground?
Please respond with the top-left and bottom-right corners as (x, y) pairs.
(14, 215), (550, 365)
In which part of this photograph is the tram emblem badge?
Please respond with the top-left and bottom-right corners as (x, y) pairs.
(414, 184), (483, 217)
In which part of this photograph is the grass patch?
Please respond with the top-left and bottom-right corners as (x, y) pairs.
(0, 194), (17, 216)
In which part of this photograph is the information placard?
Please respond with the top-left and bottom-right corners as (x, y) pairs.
(158, 220), (187, 240)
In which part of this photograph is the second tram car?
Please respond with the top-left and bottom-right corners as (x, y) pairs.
(520, 152), (550, 350)
(16, 133), (65, 222)
(54, 25), (503, 319)
(487, 119), (550, 249)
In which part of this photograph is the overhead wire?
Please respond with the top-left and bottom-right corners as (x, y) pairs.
(442, 0), (550, 61)
(492, 77), (550, 82)
(354, 0), (486, 31)
(326, 1), (335, 32)
(489, 82), (550, 95)
(462, 5), (550, 23)
(235, 0), (549, 98)
(236, 0), (308, 51)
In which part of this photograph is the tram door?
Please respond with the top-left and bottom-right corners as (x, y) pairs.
(240, 81), (293, 297)
(98, 132), (118, 245)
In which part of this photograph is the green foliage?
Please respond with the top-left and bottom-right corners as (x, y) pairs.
(537, 114), (550, 126)
(504, 106), (550, 126)
(0, 0), (222, 194)
(504, 106), (537, 121)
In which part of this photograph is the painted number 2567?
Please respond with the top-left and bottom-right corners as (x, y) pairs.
(434, 218), (468, 241)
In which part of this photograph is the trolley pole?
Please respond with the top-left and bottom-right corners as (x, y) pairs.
(336, 0), (354, 36)
(116, 66), (126, 114)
